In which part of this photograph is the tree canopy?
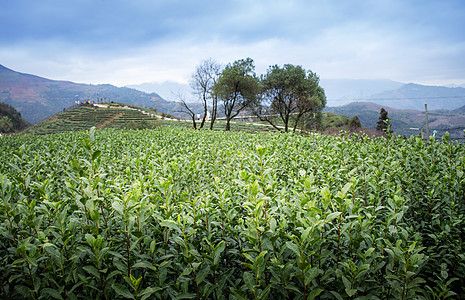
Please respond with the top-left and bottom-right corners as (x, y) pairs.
(254, 64), (326, 132)
(213, 58), (260, 131)
(376, 108), (390, 132)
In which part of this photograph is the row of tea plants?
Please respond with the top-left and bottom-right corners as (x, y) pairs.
(0, 127), (464, 299)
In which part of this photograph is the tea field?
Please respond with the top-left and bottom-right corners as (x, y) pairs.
(0, 127), (464, 299)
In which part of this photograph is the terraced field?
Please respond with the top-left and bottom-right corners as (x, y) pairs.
(26, 106), (160, 134)
(25, 104), (281, 135)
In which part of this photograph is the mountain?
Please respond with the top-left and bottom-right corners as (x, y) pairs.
(130, 78), (405, 105)
(365, 83), (465, 111)
(325, 102), (465, 138)
(3, 63), (465, 128)
(0, 64), (189, 124)
(320, 78), (404, 105)
(321, 80), (465, 110)
(452, 104), (465, 114)
(127, 81), (193, 101)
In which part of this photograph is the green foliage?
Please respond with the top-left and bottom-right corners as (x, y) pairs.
(213, 58), (260, 131)
(256, 64), (326, 132)
(376, 108), (391, 132)
(348, 115), (362, 128)
(321, 112), (349, 129)
(0, 127), (464, 299)
(25, 105), (161, 135)
(0, 116), (13, 133)
(0, 102), (30, 132)
(122, 120), (159, 130)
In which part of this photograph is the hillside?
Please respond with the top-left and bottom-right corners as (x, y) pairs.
(319, 78), (404, 105)
(452, 104), (465, 114)
(3, 64), (465, 131)
(366, 83), (465, 110)
(24, 102), (172, 135)
(325, 102), (465, 138)
(26, 102), (281, 135)
(0, 102), (30, 133)
(0, 64), (197, 124)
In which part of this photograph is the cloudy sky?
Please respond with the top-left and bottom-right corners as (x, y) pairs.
(1, 0), (465, 88)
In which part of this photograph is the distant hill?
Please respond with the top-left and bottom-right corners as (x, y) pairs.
(320, 80), (465, 110)
(320, 78), (404, 105)
(365, 83), (465, 110)
(127, 81), (193, 101)
(0, 64), (197, 124)
(452, 104), (465, 114)
(3, 63), (465, 130)
(325, 102), (465, 138)
(0, 102), (30, 132)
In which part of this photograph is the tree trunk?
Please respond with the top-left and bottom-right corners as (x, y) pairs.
(191, 115), (197, 130)
(293, 113), (304, 133)
(225, 118), (231, 131)
(199, 114), (206, 129)
(210, 102), (217, 130)
(284, 115), (289, 132)
(210, 115), (216, 130)
(199, 96), (208, 129)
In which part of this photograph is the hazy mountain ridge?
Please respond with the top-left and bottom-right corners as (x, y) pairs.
(127, 81), (193, 101)
(325, 102), (465, 138)
(365, 83), (465, 111)
(0, 65), (176, 123)
(2, 64), (465, 132)
(131, 78), (465, 111)
(319, 78), (405, 105)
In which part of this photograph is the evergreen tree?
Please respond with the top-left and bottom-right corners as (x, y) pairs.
(376, 108), (390, 132)
(349, 115), (362, 128)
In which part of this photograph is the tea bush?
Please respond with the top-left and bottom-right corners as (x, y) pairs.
(0, 128), (464, 299)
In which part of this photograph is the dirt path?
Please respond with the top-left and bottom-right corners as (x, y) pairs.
(96, 112), (123, 129)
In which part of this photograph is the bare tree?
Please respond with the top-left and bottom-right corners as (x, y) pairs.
(190, 58), (221, 130)
(175, 91), (198, 129)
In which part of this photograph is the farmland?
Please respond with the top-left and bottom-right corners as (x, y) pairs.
(24, 103), (282, 135)
(1, 127), (464, 299)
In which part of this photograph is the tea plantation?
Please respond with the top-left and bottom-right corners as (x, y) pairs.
(0, 127), (464, 299)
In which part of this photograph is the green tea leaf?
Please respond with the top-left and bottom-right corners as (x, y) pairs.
(213, 240), (225, 265)
(83, 265), (100, 279)
(326, 211), (342, 223)
(160, 220), (180, 231)
(112, 283), (135, 299)
(243, 271), (255, 292)
(309, 288), (324, 300)
(286, 241), (300, 258)
(345, 288), (357, 297)
(41, 288), (63, 299)
(112, 201), (124, 215)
